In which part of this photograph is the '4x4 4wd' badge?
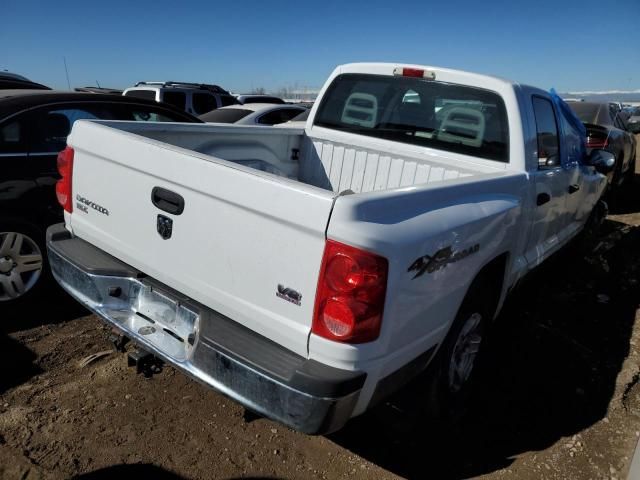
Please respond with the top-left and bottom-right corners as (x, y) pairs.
(157, 214), (173, 240)
(408, 243), (480, 279)
(276, 284), (302, 306)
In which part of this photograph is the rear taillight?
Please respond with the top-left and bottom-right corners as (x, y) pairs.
(56, 146), (74, 213)
(586, 132), (609, 149)
(312, 240), (388, 343)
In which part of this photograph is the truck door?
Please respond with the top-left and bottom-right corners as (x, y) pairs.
(615, 114), (634, 173)
(525, 96), (574, 266)
(559, 104), (602, 232)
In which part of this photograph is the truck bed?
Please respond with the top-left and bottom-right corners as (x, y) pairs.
(95, 121), (501, 195)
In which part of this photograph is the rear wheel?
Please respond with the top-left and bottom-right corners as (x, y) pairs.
(577, 199), (608, 255)
(0, 223), (47, 304)
(447, 312), (484, 394)
(425, 285), (491, 422)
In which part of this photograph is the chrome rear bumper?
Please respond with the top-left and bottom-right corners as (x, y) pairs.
(47, 224), (364, 434)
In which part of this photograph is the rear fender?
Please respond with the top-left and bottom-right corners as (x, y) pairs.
(310, 173), (525, 370)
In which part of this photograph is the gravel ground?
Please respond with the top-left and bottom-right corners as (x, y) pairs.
(1, 149), (639, 480)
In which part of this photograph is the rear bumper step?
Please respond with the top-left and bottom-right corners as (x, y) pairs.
(47, 223), (365, 434)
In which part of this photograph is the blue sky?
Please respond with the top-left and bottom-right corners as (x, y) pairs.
(2, 0), (639, 93)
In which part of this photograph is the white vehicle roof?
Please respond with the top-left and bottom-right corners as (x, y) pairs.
(199, 103), (306, 125)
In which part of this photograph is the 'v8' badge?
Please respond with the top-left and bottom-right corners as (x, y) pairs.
(157, 214), (173, 240)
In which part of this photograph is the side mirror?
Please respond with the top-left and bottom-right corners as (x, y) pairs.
(587, 149), (615, 175)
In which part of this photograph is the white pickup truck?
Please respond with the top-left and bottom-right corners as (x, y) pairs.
(47, 63), (615, 434)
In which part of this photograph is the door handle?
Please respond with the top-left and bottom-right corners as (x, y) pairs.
(151, 187), (185, 215)
(536, 193), (551, 206)
(568, 184), (580, 194)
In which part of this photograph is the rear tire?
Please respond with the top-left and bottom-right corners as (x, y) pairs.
(577, 199), (608, 256)
(424, 284), (492, 423)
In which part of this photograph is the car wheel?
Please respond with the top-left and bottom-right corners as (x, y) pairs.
(425, 285), (490, 422)
(0, 223), (47, 303)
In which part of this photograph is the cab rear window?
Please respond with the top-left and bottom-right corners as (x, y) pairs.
(314, 74), (509, 162)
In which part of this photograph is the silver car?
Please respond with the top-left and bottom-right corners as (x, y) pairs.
(198, 103), (307, 126)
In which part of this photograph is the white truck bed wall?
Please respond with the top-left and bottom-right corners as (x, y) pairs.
(92, 121), (499, 195)
(98, 122), (305, 180)
(299, 129), (497, 193)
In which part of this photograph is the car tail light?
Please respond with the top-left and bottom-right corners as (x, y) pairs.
(56, 146), (74, 213)
(312, 240), (388, 343)
(586, 131), (609, 149)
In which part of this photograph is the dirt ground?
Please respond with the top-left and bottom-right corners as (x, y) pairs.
(1, 149), (640, 480)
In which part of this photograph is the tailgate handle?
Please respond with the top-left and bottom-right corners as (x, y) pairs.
(151, 187), (184, 215)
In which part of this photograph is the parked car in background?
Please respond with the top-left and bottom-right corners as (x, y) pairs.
(626, 107), (640, 134)
(235, 94), (285, 105)
(568, 101), (637, 188)
(0, 72), (50, 90)
(123, 81), (239, 116)
(0, 90), (201, 304)
(199, 103), (307, 126)
(609, 101), (624, 114)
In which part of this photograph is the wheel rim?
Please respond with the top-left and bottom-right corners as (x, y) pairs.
(447, 312), (483, 393)
(0, 231), (43, 301)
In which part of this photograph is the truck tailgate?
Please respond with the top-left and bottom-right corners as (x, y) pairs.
(67, 120), (336, 357)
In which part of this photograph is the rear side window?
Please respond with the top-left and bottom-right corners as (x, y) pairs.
(257, 108), (305, 125)
(162, 91), (186, 110)
(314, 73), (509, 162)
(0, 119), (27, 153)
(32, 107), (109, 153)
(532, 97), (560, 167)
(124, 89), (156, 101)
(192, 93), (218, 114)
(558, 105), (584, 165)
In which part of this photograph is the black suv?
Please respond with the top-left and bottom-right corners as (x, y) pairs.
(0, 90), (201, 304)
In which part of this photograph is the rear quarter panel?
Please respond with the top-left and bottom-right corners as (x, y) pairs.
(308, 172), (527, 413)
